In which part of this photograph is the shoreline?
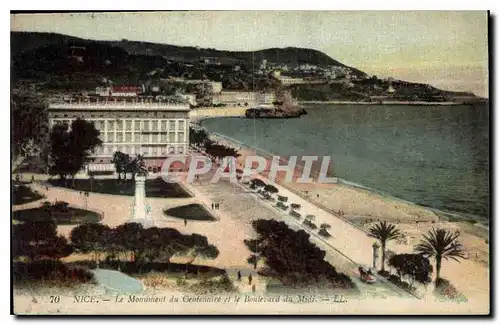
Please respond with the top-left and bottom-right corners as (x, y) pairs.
(298, 100), (482, 105)
(197, 121), (489, 231)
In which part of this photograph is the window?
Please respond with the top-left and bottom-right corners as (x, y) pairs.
(178, 132), (185, 141)
(161, 120), (168, 130)
(143, 121), (150, 131)
(177, 120), (184, 130)
(125, 133), (132, 142)
(108, 120), (114, 130)
(94, 121), (101, 130)
(134, 120), (141, 130)
(168, 132), (176, 142)
(116, 133), (123, 143)
(107, 132), (114, 143)
(151, 120), (158, 131)
(161, 133), (168, 142)
(142, 147), (149, 155)
(126, 121), (132, 131)
(169, 120), (175, 130)
(178, 146), (184, 154)
(116, 120), (123, 131)
(142, 134), (149, 142)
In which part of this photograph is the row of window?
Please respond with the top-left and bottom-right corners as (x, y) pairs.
(104, 132), (185, 143)
(52, 119), (186, 132)
(94, 145), (186, 156)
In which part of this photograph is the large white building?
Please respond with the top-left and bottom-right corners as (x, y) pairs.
(212, 91), (276, 106)
(48, 99), (191, 174)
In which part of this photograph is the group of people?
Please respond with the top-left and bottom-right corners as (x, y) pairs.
(79, 191), (90, 197)
(236, 270), (256, 292)
(211, 202), (220, 210)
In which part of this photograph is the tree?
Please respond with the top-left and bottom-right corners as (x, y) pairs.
(13, 220), (73, 260)
(247, 219), (354, 289)
(414, 228), (466, 284)
(368, 221), (402, 272)
(388, 253), (433, 290)
(111, 222), (145, 262)
(49, 118), (102, 181)
(70, 223), (111, 262)
(12, 95), (49, 159)
(112, 151), (130, 181)
(127, 154), (148, 180)
(182, 234), (219, 275)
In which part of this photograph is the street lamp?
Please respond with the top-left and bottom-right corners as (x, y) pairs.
(372, 242), (380, 270)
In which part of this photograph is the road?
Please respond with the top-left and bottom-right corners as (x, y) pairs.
(188, 168), (415, 300)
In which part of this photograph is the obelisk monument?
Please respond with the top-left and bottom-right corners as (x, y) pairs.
(130, 175), (154, 228)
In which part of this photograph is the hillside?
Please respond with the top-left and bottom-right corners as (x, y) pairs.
(11, 31), (365, 76)
(10, 31), (480, 102)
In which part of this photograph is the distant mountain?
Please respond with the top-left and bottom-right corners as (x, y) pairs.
(11, 31), (366, 75)
(10, 31), (481, 101)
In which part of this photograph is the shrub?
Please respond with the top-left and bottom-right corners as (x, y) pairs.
(188, 273), (236, 294)
(434, 278), (468, 302)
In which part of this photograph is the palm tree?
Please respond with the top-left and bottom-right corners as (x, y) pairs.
(368, 221), (402, 272)
(127, 154), (148, 180)
(414, 228), (466, 284)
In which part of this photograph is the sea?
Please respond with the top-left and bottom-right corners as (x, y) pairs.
(201, 104), (490, 223)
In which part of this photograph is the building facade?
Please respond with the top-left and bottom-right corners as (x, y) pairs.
(212, 91), (276, 106)
(47, 100), (191, 173)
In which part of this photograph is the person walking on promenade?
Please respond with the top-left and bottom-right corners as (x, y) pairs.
(237, 270), (241, 281)
(184, 218), (187, 227)
(248, 273), (253, 285)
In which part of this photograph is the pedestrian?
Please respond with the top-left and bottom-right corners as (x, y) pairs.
(252, 284), (256, 293)
(184, 218), (187, 226)
(211, 203), (214, 210)
(237, 270), (241, 281)
(317, 194), (319, 198)
(248, 273), (253, 285)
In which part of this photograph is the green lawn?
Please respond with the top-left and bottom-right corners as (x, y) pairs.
(164, 204), (216, 221)
(48, 178), (192, 198)
(13, 205), (102, 225)
(12, 184), (44, 205)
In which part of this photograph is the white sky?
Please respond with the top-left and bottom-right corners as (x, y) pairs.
(10, 11), (489, 97)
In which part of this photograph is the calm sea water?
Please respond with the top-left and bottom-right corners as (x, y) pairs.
(201, 104), (490, 221)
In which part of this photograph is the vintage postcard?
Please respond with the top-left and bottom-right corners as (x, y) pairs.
(10, 11), (490, 315)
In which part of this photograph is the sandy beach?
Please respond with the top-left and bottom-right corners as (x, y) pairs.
(210, 132), (490, 305)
